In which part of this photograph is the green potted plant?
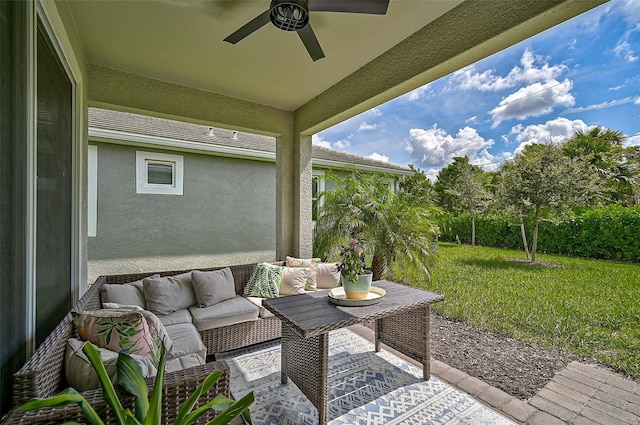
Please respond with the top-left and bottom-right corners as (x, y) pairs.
(338, 238), (372, 299)
(3, 342), (253, 425)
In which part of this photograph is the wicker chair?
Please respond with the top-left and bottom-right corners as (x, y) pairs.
(7, 262), (282, 424)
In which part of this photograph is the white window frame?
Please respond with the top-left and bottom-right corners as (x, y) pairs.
(136, 151), (184, 195)
(88, 145), (98, 236)
(312, 170), (325, 228)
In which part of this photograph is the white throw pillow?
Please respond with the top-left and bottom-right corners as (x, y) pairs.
(279, 267), (310, 296)
(316, 262), (341, 289)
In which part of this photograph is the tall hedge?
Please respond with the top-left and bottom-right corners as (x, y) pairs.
(439, 205), (640, 262)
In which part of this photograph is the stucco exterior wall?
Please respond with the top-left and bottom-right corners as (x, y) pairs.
(87, 142), (276, 282)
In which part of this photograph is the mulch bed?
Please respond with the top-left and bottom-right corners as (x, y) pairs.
(429, 312), (581, 400)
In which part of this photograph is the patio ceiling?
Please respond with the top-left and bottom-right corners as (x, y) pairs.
(67, 0), (463, 112)
(66, 0), (605, 135)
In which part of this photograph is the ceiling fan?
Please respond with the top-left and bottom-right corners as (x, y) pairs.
(223, 0), (390, 62)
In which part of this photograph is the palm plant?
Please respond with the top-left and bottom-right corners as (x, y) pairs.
(562, 127), (637, 204)
(314, 170), (439, 281)
(4, 343), (253, 425)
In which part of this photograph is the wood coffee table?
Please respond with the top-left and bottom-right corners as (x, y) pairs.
(263, 280), (445, 424)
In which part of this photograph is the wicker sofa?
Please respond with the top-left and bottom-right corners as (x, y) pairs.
(6, 262), (282, 424)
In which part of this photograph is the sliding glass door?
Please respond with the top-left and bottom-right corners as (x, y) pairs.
(35, 23), (73, 346)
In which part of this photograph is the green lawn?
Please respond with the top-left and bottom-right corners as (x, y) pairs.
(399, 242), (640, 379)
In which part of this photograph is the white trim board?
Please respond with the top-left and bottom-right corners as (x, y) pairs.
(89, 127), (412, 176)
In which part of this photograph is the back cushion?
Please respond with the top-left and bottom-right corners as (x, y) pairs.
(316, 262), (341, 289)
(100, 275), (161, 308)
(279, 267), (310, 296)
(244, 263), (282, 299)
(192, 268), (236, 307)
(143, 272), (196, 315)
(286, 256), (320, 291)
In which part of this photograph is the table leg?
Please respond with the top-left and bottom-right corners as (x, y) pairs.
(376, 305), (431, 380)
(280, 322), (288, 384)
(280, 326), (330, 424)
(374, 318), (381, 352)
(423, 305), (431, 380)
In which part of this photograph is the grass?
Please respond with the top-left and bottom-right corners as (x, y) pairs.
(397, 242), (640, 379)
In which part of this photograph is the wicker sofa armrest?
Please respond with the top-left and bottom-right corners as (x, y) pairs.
(12, 277), (105, 407)
(5, 360), (230, 425)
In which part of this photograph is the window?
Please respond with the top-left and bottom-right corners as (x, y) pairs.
(312, 170), (325, 227)
(88, 145), (97, 236)
(136, 151), (183, 195)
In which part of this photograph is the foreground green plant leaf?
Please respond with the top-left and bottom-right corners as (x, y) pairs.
(6, 339), (253, 425)
(117, 351), (150, 422)
(174, 370), (224, 424)
(84, 342), (131, 424)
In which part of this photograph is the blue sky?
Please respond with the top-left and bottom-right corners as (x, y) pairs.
(313, 0), (640, 179)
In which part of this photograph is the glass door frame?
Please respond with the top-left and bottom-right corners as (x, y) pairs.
(24, 0), (84, 355)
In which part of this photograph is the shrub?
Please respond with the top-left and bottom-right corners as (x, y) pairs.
(439, 206), (640, 262)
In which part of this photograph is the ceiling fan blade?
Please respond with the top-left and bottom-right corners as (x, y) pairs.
(297, 24), (325, 61)
(308, 0), (389, 15)
(224, 9), (272, 44)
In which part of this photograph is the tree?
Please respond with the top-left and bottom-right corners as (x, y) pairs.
(623, 145), (640, 205)
(434, 157), (484, 210)
(497, 143), (588, 261)
(562, 127), (637, 205)
(398, 165), (437, 205)
(445, 164), (492, 246)
(313, 169), (440, 281)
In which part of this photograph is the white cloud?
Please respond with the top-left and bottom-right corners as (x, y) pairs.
(470, 150), (513, 171)
(367, 153), (389, 162)
(626, 134), (640, 146)
(423, 168), (439, 183)
(490, 79), (575, 127)
(614, 40), (637, 62)
(312, 134), (331, 149)
(609, 84), (625, 91)
(509, 117), (590, 154)
(369, 107), (383, 117)
(635, 97), (640, 105)
(405, 125), (494, 169)
(450, 49), (566, 92)
(358, 122), (381, 131)
(334, 140), (351, 150)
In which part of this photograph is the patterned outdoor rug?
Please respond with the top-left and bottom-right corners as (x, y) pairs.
(215, 329), (515, 425)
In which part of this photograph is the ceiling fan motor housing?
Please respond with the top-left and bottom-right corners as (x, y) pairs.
(270, 0), (309, 31)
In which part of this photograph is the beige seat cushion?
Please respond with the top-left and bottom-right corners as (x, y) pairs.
(164, 323), (206, 361)
(188, 296), (259, 332)
(158, 309), (192, 326)
(165, 353), (206, 373)
(246, 296), (275, 318)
